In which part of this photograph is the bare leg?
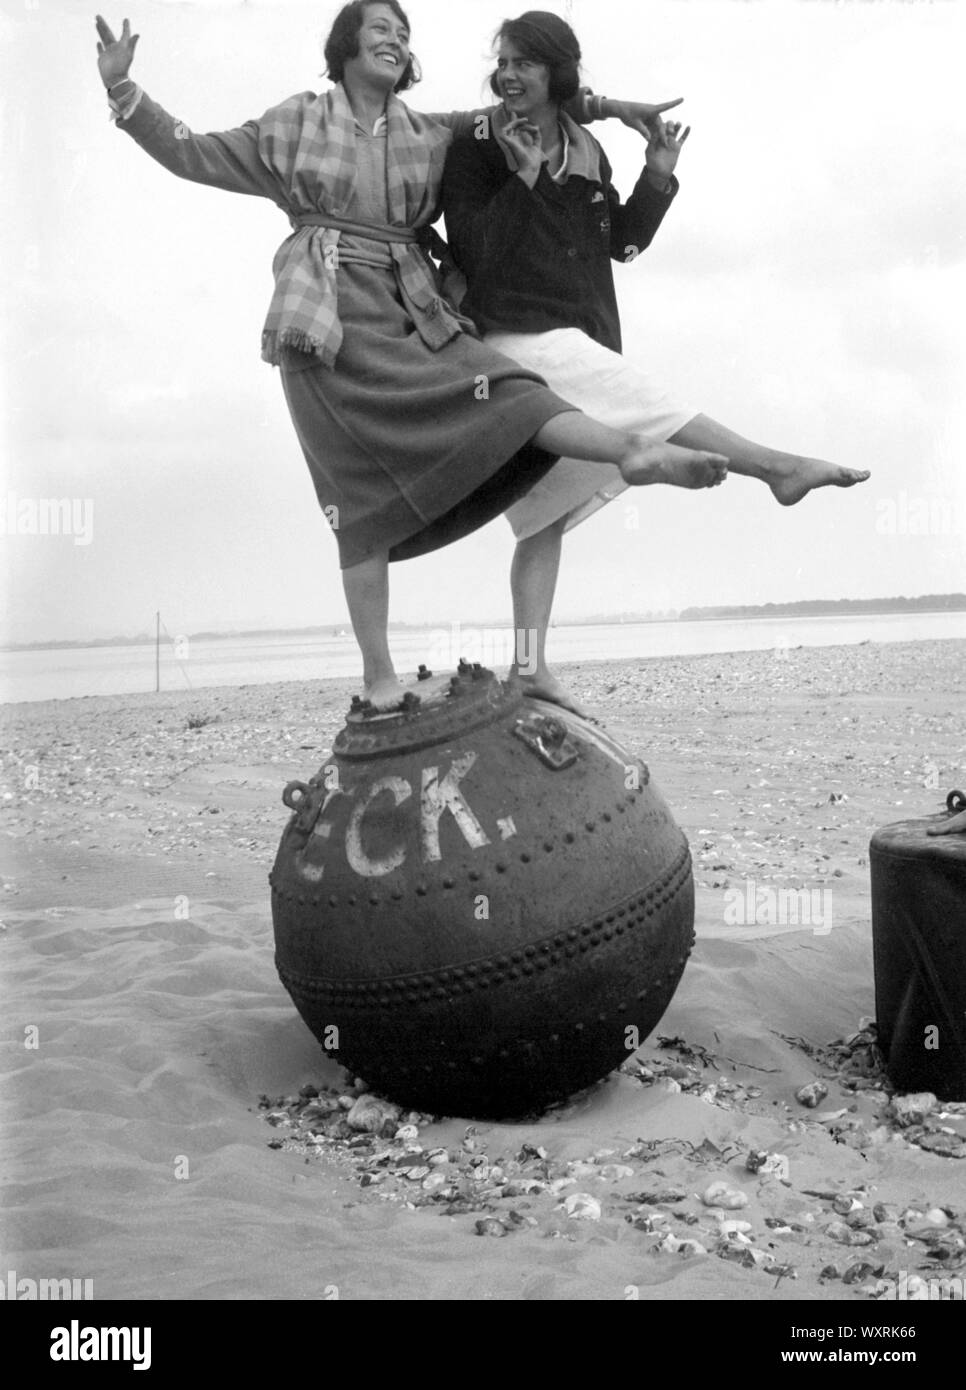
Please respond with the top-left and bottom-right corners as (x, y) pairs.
(535, 411), (728, 489)
(509, 518), (592, 716)
(341, 553), (405, 710)
(670, 414), (869, 505)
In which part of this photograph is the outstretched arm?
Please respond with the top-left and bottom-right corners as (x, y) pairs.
(95, 14), (283, 202)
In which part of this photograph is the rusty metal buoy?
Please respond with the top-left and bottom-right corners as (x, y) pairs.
(270, 666), (694, 1117)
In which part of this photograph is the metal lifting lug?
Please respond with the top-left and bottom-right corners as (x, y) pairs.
(281, 779), (327, 834)
(512, 712), (579, 770)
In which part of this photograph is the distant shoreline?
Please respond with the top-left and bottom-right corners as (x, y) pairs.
(3, 596), (964, 655)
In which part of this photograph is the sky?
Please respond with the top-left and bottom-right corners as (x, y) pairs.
(2, 0), (965, 643)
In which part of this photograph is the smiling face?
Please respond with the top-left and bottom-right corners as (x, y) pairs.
(343, 2), (411, 92)
(495, 37), (553, 120)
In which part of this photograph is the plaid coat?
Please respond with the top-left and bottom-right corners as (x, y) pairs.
(115, 84), (480, 367)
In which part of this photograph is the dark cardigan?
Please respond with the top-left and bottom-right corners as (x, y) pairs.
(442, 127), (677, 354)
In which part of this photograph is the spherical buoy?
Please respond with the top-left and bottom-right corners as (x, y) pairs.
(271, 665), (694, 1117)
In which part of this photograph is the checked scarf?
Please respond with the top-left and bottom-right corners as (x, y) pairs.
(260, 83), (464, 367)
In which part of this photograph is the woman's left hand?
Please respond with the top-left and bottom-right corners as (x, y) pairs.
(645, 119), (690, 182)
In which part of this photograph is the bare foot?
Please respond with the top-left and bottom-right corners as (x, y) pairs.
(514, 668), (592, 720)
(362, 675), (407, 711)
(619, 438), (729, 489)
(769, 456), (871, 506)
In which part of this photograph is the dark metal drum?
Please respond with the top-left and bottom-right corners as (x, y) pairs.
(271, 664), (695, 1117)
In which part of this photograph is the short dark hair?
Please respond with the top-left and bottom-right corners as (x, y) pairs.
(488, 10), (581, 104)
(324, 0), (420, 92)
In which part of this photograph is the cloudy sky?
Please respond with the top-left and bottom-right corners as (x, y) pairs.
(3, 0), (964, 643)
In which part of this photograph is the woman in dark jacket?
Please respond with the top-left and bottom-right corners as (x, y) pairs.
(443, 10), (870, 713)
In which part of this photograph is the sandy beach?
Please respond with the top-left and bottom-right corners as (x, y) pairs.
(3, 638), (965, 1302)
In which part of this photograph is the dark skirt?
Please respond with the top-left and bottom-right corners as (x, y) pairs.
(279, 262), (574, 568)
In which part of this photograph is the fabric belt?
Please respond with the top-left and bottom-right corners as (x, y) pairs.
(294, 213), (419, 244)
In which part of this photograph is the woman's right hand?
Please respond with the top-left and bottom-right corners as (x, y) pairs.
(501, 117), (546, 189)
(95, 14), (139, 88)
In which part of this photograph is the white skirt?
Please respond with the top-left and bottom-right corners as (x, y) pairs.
(484, 327), (696, 540)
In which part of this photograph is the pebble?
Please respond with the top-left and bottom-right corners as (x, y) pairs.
(702, 1181), (749, 1210)
(832, 1194), (863, 1215)
(474, 1218), (508, 1238)
(796, 1081), (829, 1108)
(394, 1124), (419, 1142)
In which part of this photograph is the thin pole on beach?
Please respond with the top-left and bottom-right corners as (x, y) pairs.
(155, 611), (160, 693)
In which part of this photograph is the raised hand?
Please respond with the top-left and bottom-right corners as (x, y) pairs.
(501, 116), (547, 187)
(95, 14), (139, 88)
(615, 97), (683, 140)
(645, 118), (690, 182)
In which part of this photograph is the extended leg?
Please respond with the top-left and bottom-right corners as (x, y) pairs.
(534, 411), (728, 489)
(341, 552), (404, 711)
(670, 413), (869, 505)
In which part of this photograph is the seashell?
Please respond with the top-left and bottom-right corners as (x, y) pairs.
(833, 1194), (863, 1215)
(625, 1211), (669, 1232)
(346, 1095), (401, 1133)
(826, 1220), (875, 1246)
(658, 1233), (707, 1257)
(702, 1181), (749, 1210)
(549, 1177), (576, 1196)
(567, 1161), (598, 1180)
(517, 1143), (548, 1161)
(889, 1092), (937, 1125)
(795, 1081), (829, 1108)
(393, 1124), (419, 1142)
(715, 1218), (753, 1236)
(421, 1171), (449, 1192)
(426, 1148), (449, 1166)
(598, 1164), (635, 1181)
(504, 1179), (546, 1197)
(846, 1209), (876, 1230)
(819, 1264), (841, 1281)
(562, 1192), (602, 1220)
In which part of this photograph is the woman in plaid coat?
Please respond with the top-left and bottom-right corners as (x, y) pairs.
(95, 3), (727, 709)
